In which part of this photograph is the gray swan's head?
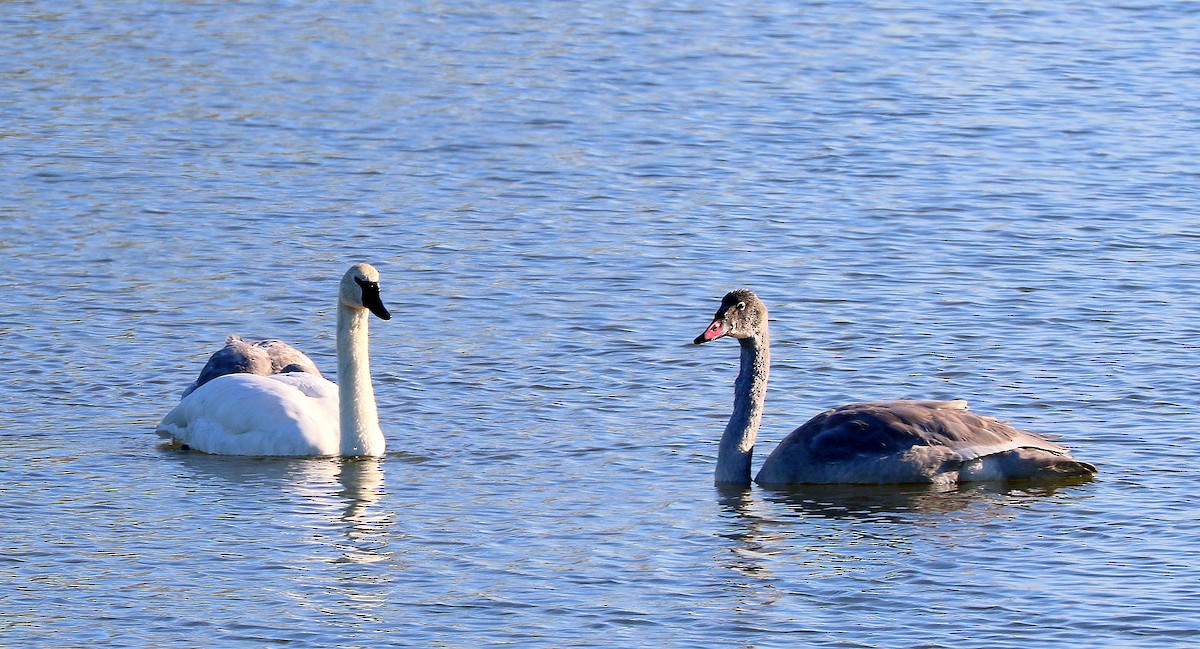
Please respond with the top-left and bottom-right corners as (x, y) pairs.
(694, 288), (768, 344)
(340, 263), (392, 321)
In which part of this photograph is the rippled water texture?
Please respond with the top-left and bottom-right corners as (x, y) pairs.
(2, 1), (1198, 647)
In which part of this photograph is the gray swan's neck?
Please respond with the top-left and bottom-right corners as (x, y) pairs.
(336, 304), (383, 457)
(715, 331), (770, 484)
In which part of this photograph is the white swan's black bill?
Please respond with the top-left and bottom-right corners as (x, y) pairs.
(355, 277), (392, 320)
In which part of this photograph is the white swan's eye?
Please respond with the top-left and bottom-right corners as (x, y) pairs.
(737, 302), (746, 311)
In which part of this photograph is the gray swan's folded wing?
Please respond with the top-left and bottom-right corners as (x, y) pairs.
(789, 400), (1069, 463)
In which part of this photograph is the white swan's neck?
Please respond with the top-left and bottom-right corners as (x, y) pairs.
(715, 330), (770, 484)
(336, 304), (384, 457)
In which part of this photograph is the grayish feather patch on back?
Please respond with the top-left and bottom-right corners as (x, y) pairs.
(181, 335), (322, 398)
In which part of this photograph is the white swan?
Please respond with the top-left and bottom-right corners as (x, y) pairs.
(693, 289), (1097, 485)
(156, 263), (392, 457)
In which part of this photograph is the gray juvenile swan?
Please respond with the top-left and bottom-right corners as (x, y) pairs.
(156, 263), (392, 457)
(180, 335), (323, 398)
(693, 289), (1097, 485)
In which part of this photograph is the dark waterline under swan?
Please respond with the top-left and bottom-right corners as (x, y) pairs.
(693, 289), (1097, 485)
(156, 263), (392, 457)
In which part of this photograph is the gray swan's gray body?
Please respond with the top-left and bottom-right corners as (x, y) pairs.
(181, 336), (322, 398)
(694, 289), (1097, 485)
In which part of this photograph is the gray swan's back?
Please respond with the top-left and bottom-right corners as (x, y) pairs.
(756, 399), (1097, 485)
(181, 335), (322, 398)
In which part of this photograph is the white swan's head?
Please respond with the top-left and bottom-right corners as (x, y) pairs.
(694, 289), (767, 344)
(340, 263), (392, 320)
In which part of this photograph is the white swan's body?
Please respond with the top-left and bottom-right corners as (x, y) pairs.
(694, 289), (1097, 486)
(159, 373), (342, 455)
(156, 263), (391, 457)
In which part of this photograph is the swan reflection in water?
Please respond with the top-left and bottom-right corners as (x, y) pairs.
(332, 457), (391, 565)
(712, 477), (1095, 582)
(719, 478), (1094, 521)
(168, 452), (395, 565)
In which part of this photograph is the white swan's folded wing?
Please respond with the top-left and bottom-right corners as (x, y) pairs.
(156, 373), (340, 456)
